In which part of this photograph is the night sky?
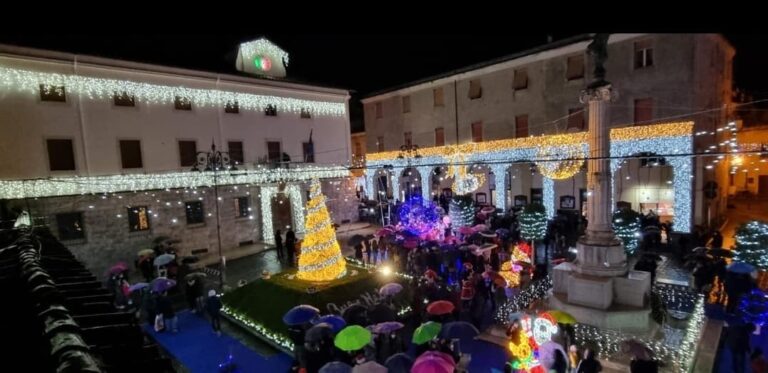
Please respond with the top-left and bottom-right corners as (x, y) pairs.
(1, 34), (766, 132)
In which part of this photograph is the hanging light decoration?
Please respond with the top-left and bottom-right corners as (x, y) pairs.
(535, 145), (585, 180)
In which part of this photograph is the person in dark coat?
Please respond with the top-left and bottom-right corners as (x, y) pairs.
(275, 230), (284, 261)
(288, 325), (307, 368)
(139, 257), (154, 282)
(354, 243), (364, 261)
(576, 349), (602, 373)
(185, 278), (203, 313)
(285, 229), (296, 267)
(157, 292), (178, 333)
(727, 323), (756, 373)
(711, 230), (724, 249)
(205, 289), (223, 335)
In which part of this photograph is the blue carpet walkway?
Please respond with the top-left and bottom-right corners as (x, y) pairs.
(144, 311), (293, 373)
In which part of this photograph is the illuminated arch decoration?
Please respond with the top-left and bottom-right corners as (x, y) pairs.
(365, 122), (693, 232)
(261, 183), (305, 245)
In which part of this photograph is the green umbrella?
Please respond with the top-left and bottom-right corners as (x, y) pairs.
(547, 310), (577, 325)
(334, 325), (372, 351)
(412, 321), (442, 345)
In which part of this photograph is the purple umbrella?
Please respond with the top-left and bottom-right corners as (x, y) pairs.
(313, 315), (347, 332)
(151, 278), (176, 293)
(128, 282), (149, 293)
(379, 282), (404, 296)
(319, 361), (352, 373)
(372, 321), (404, 334)
(283, 304), (320, 325)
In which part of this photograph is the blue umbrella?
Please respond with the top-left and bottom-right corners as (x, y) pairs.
(385, 352), (414, 373)
(313, 315), (347, 332)
(283, 305), (320, 325)
(154, 253), (175, 267)
(440, 321), (480, 345)
(372, 321), (404, 334)
(728, 261), (756, 274)
(151, 278), (176, 293)
(128, 282), (149, 293)
(319, 361), (352, 373)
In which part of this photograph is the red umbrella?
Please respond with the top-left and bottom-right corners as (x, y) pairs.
(412, 351), (455, 373)
(426, 300), (455, 315)
(424, 269), (438, 279)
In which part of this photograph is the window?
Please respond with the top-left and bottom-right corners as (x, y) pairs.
(300, 108), (312, 119)
(267, 141), (281, 162)
(303, 142), (315, 163)
(471, 122), (483, 142)
(375, 102), (383, 118)
(435, 127), (445, 146)
(228, 141), (244, 165)
(178, 140), (197, 167)
(127, 206), (150, 232)
(225, 101), (239, 114)
(634, 98), (653, 124)
(567, 108), (585, 130)
(433, 88), (444, 107)
(469, 80), (482, 99)
(47, 139), (76, 171)
(515, 115), (529, 138)
(56, 212), (84, 240)
(377, 136), (384, 152)
(402, 96), (411, 113)
(174, 96), (192, 110)
(119, 140), (143, 169)
(40, 84), (66, 102)
(235, 197), (250, 218)
(513, 69), (528, 90)
(634, 40), (654, 69)
(265, 104), (277, 116)
(113, 91), (135, 107)
(185, 201), (205, 225)
(566, 55), (585, 80)
(404, 132), (412, 146)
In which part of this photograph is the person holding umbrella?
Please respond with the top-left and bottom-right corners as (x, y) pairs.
(205, 289), (223, 336)
(157, 291), (178, 333)
(185, 276), (204, 314)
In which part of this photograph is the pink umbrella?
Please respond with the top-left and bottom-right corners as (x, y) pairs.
(107, 262), (128, 275)
(472, 224), (487, 232)
(412, 351), (455, 373)
(376, 228), (394, 237)
(458, 226), (474, 235)
(404, 238), (419, 249)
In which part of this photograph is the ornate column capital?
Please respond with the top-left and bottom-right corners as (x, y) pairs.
(579, 84), (618, 104)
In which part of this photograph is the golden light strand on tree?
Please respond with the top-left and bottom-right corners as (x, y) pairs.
(296, 179), (347, 282)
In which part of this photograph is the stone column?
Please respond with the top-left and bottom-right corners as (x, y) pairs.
(365, 171), (375, 200)
(391, 167), (404, 202)
(416, 166), (434, 202)
(577, 84), (625, 277)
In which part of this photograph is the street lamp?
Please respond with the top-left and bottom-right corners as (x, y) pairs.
(192, 141), (236, 290)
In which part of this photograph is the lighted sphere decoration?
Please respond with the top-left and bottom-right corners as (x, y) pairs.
(535, 146), (585, 180)
(398, 195), (441, 236)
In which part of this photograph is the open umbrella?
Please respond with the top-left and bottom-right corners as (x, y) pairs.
(495, 228), (510, 238)
(334, 325), (372, 351)
(184, 272), (207, 280)
(319, 361), (353, 373)
(412, 321), (442, 345)
(481, 206), (496, 214)
(620, 339), (653, 360)
(426, 300), (455, 316)
(538, 341), (567, 369)
(138, 249), (155, 258)
(547, 310), (577, 325)
(154, 253), (175, 267)
(283, 305), (320, 325)
(351, 361), (387, 373)
(348, 234), (367, 247)
(128, 282), (149, 293)
(424, 269), (438, 279)
(385, 352), (414, 373)
(440, 321), (479, 344)
(728, 261), (756, 274)
(380, 282), (404, 296)
(107, 262), (128, 275)
(458, 226), (474, 235)
(412, 351), (455, 373)
(372, 321), (404, 334)
(305, 322), (334, 345)
(368, 304), (397, 324)
(313, 315), (347, 333)
(151, 278), (176, 293)
(342, 304), (368, 326)
(403, 238), (419, 249)
(376, 228), (394, 237)
(472, 224), (488, 232)
(480, 230), (497, 238)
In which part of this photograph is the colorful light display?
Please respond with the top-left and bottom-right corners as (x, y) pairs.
(398, 195), (441, 236)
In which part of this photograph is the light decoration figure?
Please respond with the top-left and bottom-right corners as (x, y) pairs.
(296, 179), (347, 282)
(508, 312), (558, 373)
(397, 195), (441, 236)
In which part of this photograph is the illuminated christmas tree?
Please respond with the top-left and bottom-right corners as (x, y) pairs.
(297, 179), (347, 282)
(450, 195), (475, 229)
(735, 220), (768, 269)
(612, 208), (641, 255)
(519, 203), (547, 241)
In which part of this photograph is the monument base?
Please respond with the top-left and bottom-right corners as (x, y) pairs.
(548, 292), (651, 331)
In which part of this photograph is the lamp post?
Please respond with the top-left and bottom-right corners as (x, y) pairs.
(192, 141), (236, 290)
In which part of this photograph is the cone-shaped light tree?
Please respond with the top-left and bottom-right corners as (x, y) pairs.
(296, 179), (347, 281)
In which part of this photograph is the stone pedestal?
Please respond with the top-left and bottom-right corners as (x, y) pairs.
(567, 274), (613, 309)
